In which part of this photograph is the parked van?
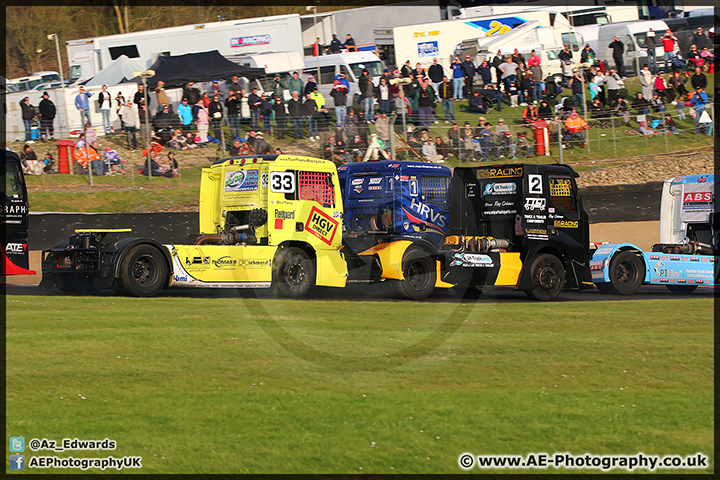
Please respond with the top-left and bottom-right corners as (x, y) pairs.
(594, 20), (670, 74)
(8, 75), (44, 92)
(302, 51), (386, 104)
(32, 71), (62, 84)
(663, 15), (715, 54)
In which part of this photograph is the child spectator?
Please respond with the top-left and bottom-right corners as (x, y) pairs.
(517, 132), (533, 157)
(508, 81), (519, 107)
(42, 152), (55, 174)
(103, 146), (126, 174)
(675, 98), (686, 121)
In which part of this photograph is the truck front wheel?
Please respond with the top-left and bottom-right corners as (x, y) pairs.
(395, 249), (436, 300)
(117, 245), (168, 297)
(275, 247), (315, 298)
(606, 251), (644, 295)
(525, 254), (565, 301)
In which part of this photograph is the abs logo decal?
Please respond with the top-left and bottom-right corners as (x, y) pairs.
(305, 206), (339, 245)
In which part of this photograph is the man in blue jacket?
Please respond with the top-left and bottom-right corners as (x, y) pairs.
(461, 55), (477, 99)
(75, 86), (93, 127)
(691, 87), (709, 135)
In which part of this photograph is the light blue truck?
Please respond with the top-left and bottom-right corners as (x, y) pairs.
(591, 174), (718, 294)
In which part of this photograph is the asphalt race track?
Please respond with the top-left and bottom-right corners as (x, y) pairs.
(4, 282), (714, 303)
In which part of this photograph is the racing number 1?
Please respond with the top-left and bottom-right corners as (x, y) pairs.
(270, 172), (295, 193)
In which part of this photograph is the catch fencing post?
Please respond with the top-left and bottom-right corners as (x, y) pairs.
(611, 114), (617, 159)
(558, 120), (563, 164)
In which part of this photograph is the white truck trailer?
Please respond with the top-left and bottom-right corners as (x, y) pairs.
(66, 14), (303, 84)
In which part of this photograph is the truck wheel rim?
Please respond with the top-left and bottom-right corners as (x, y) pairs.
(616, 262), (635, 283)
(132, 256), (154, 285)
(538, 266), (558, 290)
(408, 261), (430, 290)
(287, 262), (306, 286)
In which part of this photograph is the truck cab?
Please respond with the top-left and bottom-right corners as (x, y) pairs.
(438, 163), (594, 300)
(592, 174), (718, 294)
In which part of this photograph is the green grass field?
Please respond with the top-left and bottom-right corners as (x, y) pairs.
(6, 295), (713, 474)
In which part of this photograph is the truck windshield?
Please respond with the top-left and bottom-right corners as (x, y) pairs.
(349, 61), (384, 79)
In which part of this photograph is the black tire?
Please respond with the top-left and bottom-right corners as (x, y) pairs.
(605, 251), (644, 295)
(275, 247), (314, 298)
(595, 282), (613, 294)
(666, 284), (698, 294)
(395, 249), (436, 300)
(525, 254), (566, 301)
(117, 245), (168, 297)
(453, 283), (483, 300)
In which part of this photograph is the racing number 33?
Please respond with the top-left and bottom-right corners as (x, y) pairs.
(270, 172), (295, 193)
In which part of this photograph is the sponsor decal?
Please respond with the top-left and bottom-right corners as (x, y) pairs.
(403, 197), (447, 233)
(654, 262), (668, 277)
(275, 209), (295, 220)
(450, 253), (494, 268)
(484, 182), (517, 196)
(261, 172), (268, 188)
(369, 177), (383, 185)
(465, 16), (525, 36)
(174, 274), (188, 282)
(5, 242), (27, 254)
(368, 185), (382, 191)
(670, 255), (679, 261)
(466, 183), (477, 198)
(482, 209), (517, 215)
(351, 178), (364, 185)
(231, 34), (271, 48)
(413, 30), (440, 38)
(554, 220), (579, 228)
(418, 41), (439, 57)
(549, 207), (555, 213)
(524, 197), (546, 211)
(238, 259), (272, 268)
(524, 214), (546, 224)
(353, 186), (363, 193)
(270, 171), (295, 193)
(225, 169), (259, 192)
(476, 166), (523, 179)
(525, 228), (549, 240)
(305, 206), (339, 245)
(212, 256), (238, 268)
(186, 256), (210, 266)
(4, 205), (27, 215)
(649, 254), (660, 260)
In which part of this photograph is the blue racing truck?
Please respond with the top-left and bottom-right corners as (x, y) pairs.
(591, 173), (718, 294)
(337, 161), (454, 298)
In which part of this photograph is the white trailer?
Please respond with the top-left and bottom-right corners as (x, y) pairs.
(392, 11), (576, 71)
(66, 14), (303, 85)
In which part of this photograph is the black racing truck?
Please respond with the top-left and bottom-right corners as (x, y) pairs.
(436, 163), (595, 300)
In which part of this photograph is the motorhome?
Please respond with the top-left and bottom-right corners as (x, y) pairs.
(230, 51), (306, 101)
(302, 51), (386, 102)
(66, 14), (304, 84)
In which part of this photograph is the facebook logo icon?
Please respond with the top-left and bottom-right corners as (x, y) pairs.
(10, 436), (25, 452)
(10, 454), (25, 470)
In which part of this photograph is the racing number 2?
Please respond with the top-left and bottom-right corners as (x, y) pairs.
(270, 172), (295, 193)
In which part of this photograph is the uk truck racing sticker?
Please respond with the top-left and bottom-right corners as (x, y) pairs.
(305, 206), (339, 245)
(483, 182), (517, 196)
(450, 253), (494, 268)
(225, 169), (259, 192)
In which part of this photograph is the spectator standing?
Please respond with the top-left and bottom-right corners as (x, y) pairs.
(478, 59), (493, 87)
(155, 80), (170, 113)
(330, 75), (349, 127)
(401, 60), (413, 78)
(119, 100), (139, 150)
(259, 93), (273, 134)
(225, 91), (242, 139)
(374, 112), (391, 146)
(511, 48), (525, 65)
(491, 49), (504, 85)
(270, 75), (284, 100)
(20, 97), (35, 143)
(344, 108), (359, 141)
(639, 64), (653, 99)
(438, 76), (455, 122)
(208, 94), (224, 140)
(288, 72), (304, 97)
(605, 69), (622, 106)
(570, 71), (586, 114)
(330, 34), (343, 54)
(115, 92), (126, 131)
(316, 106), (333, 145)
(499, 56), (518, 92)
(691, 87), (709, 135)
(527, 51), (543, 101)
(247, 87), (262, 130)
(359, 70), (376, 121)
(558, 44), (573, 80)
(461, 55), (477, 98)
(661, 29), (678, 72)
(691, 66), (707, 91)
(428, 58), (444, 93)
(580, 44), (598, 65)
(98, 85), (113, 134)
(304, 75), (318, 96)
(183, 82), (202, 105)
(608, 36), (625, 78)
(692, 26), (710, 50)
(177, 98), (194, 135)
(451, 56), (464, 100)
(417, 80), (434, 127)
(646, 28), (657, 73)
(75, 86), (92, 127)
(209, 80), (224, 102)
(309, 87), (326, 110)
(304, 93), (319, 141)
(377, 77), (391, 114)
(194, 99), (210, 143)
(228, 75), (242, 95)
(344, 34), (356, 51)
(288, 91), (304, 139)
(38, 92), (56, 141)
(521, 70), (534, 106)
(134, 83), (151, 112)
(272, 96), (287, 139)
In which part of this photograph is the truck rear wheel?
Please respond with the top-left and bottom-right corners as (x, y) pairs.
(275, 247), (314, 298)
(117, 245), (168, 297)
(666, 284), (698, 294)
(395, 249), (436, 300)
(525, 254), (565, 301)
(605, 251), (644, 295)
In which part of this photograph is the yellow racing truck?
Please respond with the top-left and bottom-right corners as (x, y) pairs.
(41, 155), (348, 297)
